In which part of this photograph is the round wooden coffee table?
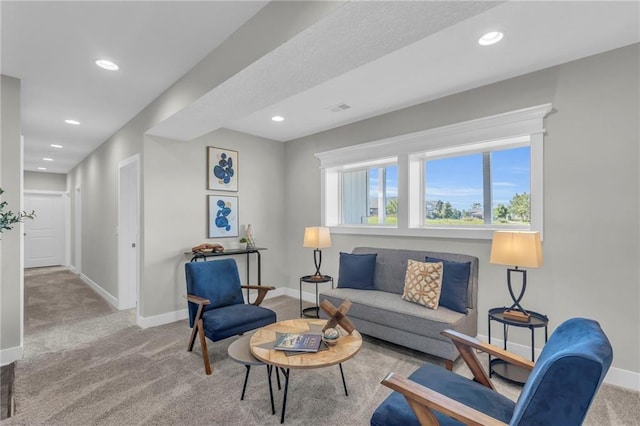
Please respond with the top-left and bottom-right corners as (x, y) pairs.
(250, 318), (362, 423)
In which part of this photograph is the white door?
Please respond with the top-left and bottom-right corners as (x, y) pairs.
(118, 156), (139, 310)
(24, 193), (65, 268)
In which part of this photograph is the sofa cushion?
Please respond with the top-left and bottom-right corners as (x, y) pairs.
(321, 288), (466, 341)
(426, 256), (471, 314)
(337, 252), (377, 289)
(402, 260), (443, 310)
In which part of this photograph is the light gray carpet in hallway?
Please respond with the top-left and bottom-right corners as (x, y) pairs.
(4, 267), (639, 425)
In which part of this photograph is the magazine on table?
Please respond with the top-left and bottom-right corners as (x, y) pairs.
(273, 332), (322, 353)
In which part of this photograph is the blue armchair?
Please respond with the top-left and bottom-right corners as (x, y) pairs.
(371, 317), (613, 425)
(185, 258), (277, 375)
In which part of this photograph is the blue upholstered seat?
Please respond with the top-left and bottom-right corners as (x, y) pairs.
(185, 258), (276, 374)
(371, 318), (613, 426)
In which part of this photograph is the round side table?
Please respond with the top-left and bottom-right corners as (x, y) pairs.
(299, 275), (333, 318)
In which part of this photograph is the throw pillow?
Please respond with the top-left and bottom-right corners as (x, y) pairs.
(426, 256), (471, 314)
(337, 252), (377, 289)
(402, 260), (443, 309)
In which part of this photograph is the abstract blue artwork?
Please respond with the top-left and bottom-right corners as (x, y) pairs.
(208, 146), (238, 191)
(208, 195), (238, 238)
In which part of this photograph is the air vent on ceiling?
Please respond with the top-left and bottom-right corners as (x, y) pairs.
(328, 102), (351, 113)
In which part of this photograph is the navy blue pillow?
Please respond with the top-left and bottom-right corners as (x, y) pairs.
(426, 256), (470, 314)
(337, 252), (377, 289)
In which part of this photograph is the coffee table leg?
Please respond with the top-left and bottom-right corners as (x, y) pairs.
(280, 368), (290, 424)
(241, 365), (251, 400)
(339, 363), (348, 396)
(267, 365), (275, 415)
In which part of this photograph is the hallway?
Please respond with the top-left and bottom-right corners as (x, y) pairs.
(1, 267), (135, 418)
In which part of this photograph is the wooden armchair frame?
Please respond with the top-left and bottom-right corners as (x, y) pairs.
(186, 285), (275, 375)
(381, 329), (534, 426)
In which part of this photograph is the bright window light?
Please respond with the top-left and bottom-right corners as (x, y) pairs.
(479, 31), (504, 46)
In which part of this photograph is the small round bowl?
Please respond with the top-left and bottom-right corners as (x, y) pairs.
(322, 335), (341, 346)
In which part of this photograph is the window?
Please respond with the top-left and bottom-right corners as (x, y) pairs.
(424, 145), (531, 227)
(342, 164), (398, 225)
(316, 104), (551, 239)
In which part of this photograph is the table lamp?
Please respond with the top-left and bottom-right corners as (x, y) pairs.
(303, 227), (331, 280)
(490, 231), (543, 322)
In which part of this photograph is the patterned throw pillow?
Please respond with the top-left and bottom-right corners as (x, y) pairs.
(402, 260), (444, 310)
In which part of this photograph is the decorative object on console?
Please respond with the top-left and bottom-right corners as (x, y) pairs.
(207, 146), (238, 191)
(245, 224), (256, 249)
(302, 226), (331, 279)
(490, 231), (543, 322)
(238, 237), (247, 250)
(208, 195), (238, 238)
(191, 243), (224, 253)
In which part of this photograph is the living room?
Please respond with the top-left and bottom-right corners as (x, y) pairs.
(1, 1), (639, 424)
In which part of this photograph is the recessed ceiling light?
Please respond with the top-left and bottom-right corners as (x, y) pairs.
(43, 158), (53, 161)
(65, 119), (80, 125)
(95, 59), (119, 71)
(478, 31), (504, 46)
(37, 167), (47, 171)
(50, 144), (63, 149)
(271, 116), (284, 122)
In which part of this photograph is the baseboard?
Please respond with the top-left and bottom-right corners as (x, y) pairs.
(137, 309), (188, 329)
(136, 287), (296, 329)
(0, 346), (23, 366)
(280, 287), (316, 303)
(477, 333), (639, 392)
(68, 265), (76, 273)
(80, 274), (119, 309)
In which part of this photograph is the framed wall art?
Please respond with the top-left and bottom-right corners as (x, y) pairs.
(208, 146), (238, 191)
(208, 195), (239, 238)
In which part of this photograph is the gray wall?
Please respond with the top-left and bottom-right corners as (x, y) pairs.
(283, 44), (640, 373)
(1, 75), (23, 361)
(24, 171), (67, 192)
(66, 2), (338, 316)
(143, 129), (285, 317)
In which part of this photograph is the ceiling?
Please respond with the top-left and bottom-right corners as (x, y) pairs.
(2, 1), (639, 175)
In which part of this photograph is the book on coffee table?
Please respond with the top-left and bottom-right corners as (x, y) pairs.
(273, 332), (322, 352)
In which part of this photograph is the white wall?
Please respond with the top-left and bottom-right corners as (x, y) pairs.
(283, 44), (640, 376)
(142, 129), (285, 319)
(24, 171), (67, 192)
(0, 75), (24, 364)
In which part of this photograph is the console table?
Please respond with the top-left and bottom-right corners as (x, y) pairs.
(186, 247), (266, 301)
(488, 307), (548, 385)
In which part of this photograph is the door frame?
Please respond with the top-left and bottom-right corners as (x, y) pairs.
(74, 185), (82, 274)
(117, 154), (140, 313)
(23, 190), (69, 268)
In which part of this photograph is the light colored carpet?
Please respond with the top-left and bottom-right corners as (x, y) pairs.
(4, 268), (639, 425)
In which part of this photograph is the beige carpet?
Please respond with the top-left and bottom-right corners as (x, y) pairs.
(4, 268), (639, 425)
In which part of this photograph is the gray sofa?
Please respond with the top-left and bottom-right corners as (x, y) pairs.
(319, 247), (478, 368)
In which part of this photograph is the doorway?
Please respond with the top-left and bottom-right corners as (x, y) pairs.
(117, 155), (140, 311)
(23, 192), (66, 268)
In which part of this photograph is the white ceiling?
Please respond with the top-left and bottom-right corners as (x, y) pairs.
(3, 1), (639, 174)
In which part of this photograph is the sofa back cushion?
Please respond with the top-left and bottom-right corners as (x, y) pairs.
(351, 247), (479, 310)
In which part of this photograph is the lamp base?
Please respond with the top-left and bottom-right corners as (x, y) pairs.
(503, 309), (531, 322)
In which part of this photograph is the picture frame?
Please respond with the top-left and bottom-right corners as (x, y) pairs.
(208, 195), (239, 238)
(208, 146), (238, 191)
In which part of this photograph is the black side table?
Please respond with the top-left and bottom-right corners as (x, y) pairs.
(299, 275), (334, 318)
(488, 307), (548, 385)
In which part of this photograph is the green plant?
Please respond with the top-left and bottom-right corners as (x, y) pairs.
(239, 237), (247, 243)
(0, 188), (35, 235)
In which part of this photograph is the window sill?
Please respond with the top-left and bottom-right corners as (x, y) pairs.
(329, 225), (530, 240)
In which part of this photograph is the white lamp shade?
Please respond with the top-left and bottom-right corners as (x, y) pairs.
(490, 231), (543, 268)
(303, 227), (331, 249)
